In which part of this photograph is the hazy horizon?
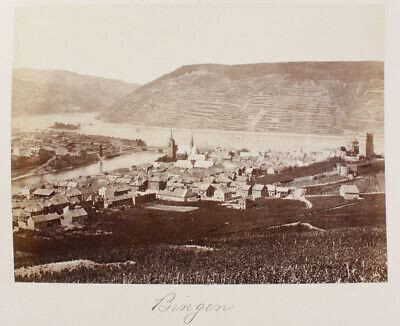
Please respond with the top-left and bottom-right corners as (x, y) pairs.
(13, 4), (384, 85)
(13, 59), (385, 85)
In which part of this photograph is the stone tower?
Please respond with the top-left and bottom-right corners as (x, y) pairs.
(365, 132), (374, 158)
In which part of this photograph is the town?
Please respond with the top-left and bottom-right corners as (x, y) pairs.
(12, 129), (386, 284)
(12, 130), (383, 230)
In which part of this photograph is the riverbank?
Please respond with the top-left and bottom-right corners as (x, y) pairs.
(11, 149), (140, 182)
(11, 127), (149, 187)
(12, 112), (385, 155)
(11, 150), (162, 192)
(12, 157), (100, 182)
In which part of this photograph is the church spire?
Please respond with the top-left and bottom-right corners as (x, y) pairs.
(167, 129), (177, 161)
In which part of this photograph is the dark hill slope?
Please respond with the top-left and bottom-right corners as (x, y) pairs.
(101, 61), (384, 135)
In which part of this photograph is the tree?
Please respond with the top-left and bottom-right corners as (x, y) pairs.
(38, 148), (55, 164)
(79, 149), (88, 159)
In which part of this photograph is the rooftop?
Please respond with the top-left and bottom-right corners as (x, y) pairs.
(31, 213), (60, 223)
(32, 188), (55, 197)
(63, 207), (87, 219)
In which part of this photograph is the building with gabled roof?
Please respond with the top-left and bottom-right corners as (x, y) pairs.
(252, 184), (267, 198)
(65, 188), (82, 200)
(190, 153), (206, 161)
(104, 193), (133, 208)
(32, 188), (55, 199)
(229, 181), (248, 192)
(99, 185), (131, 199)
(245, 166), (256, 175)
(148, 175), (168, 191)
(27, 212), (61, 229)
(276, 186), (290, 198)
(236, 184), (253, 197)
(213, 186), (234, 202)
(61, 207), (88, 226)
(132, 193), (157, 206)
(130, 178), (148, 192)
(236, 175), (248, 182)
(25, 201), (45, 217)
(116, 177), (133, 184)
(175, 160), (194, 169)
(266, 185), (277, 197)
(214, 174), (233, 186)
(57, 180), (69, 189)
(66, 181), (78, 189)
(192, 182), (215, 198)
(194, 160), (214, 169)
(45, 194), (71, 214)
(157, 188), (195, 202)
(224, 196), (252, 210)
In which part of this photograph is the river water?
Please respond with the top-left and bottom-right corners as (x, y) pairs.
(12, 112), (384, 191)
(12, 151), (162, 191)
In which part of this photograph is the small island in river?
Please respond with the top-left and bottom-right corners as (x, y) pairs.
(50, 122), (80, 130)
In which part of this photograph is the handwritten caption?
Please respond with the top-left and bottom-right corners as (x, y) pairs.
(151, 292), (235, 324)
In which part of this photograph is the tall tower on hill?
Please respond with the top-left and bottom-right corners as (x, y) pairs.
(365, 132), (374, 158)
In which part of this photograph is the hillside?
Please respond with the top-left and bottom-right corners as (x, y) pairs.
(101, 62), (384, 135)
(12, 69), (139, 116)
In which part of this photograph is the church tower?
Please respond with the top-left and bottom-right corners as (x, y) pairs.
(167, 129), (177, 161)
(189, 132), (199, 159)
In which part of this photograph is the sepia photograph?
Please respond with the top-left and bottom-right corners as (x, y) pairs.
(10, 3), (386, 285)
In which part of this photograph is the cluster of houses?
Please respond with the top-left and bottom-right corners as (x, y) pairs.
(12, 136), (368, 230)
(95, 168), (306, 210)
(11, 129), (145, 160)
(14, 186), (89, 230)
(12, 151), (309, 230)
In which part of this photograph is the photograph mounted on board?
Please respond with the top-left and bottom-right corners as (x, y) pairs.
(11, 4), (386, 284)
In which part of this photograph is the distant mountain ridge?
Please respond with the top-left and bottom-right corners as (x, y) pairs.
(12, 69), (139, 116)
(100, 61), (384, 136)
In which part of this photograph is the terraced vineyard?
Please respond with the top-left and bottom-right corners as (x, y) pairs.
(14, 195), (386, 284)
(101, 62), (384, 135)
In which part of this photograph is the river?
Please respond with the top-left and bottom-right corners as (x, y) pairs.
(11, 150), (162, 192)
(12, 112), (384, 191)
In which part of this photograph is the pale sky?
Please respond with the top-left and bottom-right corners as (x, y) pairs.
(13, 3), (384, 84)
